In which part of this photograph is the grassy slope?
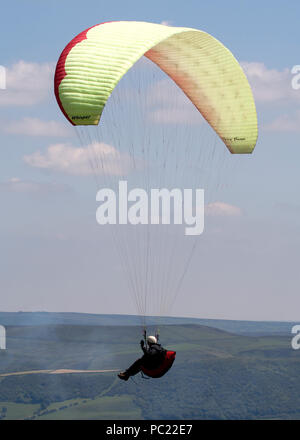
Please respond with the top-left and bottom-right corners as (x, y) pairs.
(0, 324), (299, 420)
(35, 395), (142, 420)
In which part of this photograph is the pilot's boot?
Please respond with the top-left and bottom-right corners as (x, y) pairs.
(118, 371), (129, 381)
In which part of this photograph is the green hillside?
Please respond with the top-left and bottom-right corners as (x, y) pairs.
(0, 322), (299, 419)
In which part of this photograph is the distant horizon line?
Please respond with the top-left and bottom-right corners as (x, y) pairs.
(0, 310), (297, 324)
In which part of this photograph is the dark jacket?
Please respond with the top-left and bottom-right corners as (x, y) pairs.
(141, 343), (166, 369)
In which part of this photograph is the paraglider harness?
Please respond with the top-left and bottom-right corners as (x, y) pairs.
(140, 329), (176, 379)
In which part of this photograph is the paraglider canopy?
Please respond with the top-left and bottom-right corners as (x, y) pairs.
(53, 20), (259, 339)
(54, 21), (258, 154)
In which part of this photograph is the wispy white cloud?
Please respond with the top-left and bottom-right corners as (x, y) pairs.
(24, 142), (133, 176)
(263, 111), (300, 132)
(147, 79), (204, 125)
(241, 62), (300, 132)
(0, 177), (70, 195)
(2, 117), (72, 137)
(0, 61), (54, 106)
(242, 62), (299, 104)
(150, 108), (202, 125)
(160, 20), (172, 26)
(205, 202), (242, 217)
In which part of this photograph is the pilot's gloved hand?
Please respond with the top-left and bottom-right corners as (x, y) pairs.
(140, 339), (145, 348)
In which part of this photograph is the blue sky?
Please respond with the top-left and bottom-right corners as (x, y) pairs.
(0, 0), (300, 321)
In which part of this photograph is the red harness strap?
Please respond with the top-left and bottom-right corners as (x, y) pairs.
(141, 350), (176, 378)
